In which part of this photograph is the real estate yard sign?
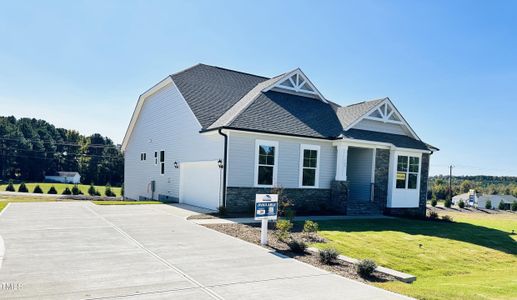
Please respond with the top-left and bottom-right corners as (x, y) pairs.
(255, 194), (278, 245)
(254, 194), (278, 220)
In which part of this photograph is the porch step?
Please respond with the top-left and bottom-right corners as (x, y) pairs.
(347, 201), (383, 216)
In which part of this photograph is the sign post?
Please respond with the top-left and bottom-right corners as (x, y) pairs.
(254, 194), (278, 245)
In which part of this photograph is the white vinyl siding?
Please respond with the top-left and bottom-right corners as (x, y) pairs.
(227, 131), (335, 189)
(124, 82), (224, 201)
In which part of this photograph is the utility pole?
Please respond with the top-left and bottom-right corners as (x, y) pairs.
(449, 165), (454, 200)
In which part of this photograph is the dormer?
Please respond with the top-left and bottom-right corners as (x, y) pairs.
(263, 69), (327, 102)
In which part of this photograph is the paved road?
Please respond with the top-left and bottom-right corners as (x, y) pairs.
(0, 202), (410, 299)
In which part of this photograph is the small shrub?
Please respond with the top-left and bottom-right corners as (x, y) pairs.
(428, 210), (439, 220)
(218, 206), (227, 216)
(303, 220), (319, 236)
(62, 187), (72, 195)
(33, 185), (43, 193)
(18, 182), (28, 193)
(47, 186), (57, 194)
(431, 198), (437, 207)
(319, 248), (339, 265)
(441, 215), (453, 222)
(88, 183), (96, 196)
(287, 239), (307, 254)
(357, 259), (377, 277)
(444, 199), (452, 208)
(5, 180), (15, 192)
(71, 184), (81, 195)
(105, 184), (116, 197)
(94, 190), (101, 196)
(511, 201), (517, 212)
(458, 199), (465, 209)
(485, 200), (492, 209)
(498, 200), (506, 210)
(285, 208), (296, 222)
(275, 219), (293, 241)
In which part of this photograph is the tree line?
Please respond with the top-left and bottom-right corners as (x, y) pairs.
(0, 116), (123, 186)
(429, 175), (517, 200)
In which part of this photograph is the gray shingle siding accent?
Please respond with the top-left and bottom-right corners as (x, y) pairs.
(336, 98), (385, 129)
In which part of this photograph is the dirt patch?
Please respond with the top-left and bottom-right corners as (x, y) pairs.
(204, 222), (395, 284)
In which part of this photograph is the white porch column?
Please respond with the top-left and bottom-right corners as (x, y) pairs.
(335, 144), (348, 181)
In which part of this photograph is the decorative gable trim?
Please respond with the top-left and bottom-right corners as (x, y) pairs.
(345, 98), (420, 140)
(263, 69), (327, 103)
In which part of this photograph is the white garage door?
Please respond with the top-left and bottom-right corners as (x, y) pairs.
(180, 161), (221, 210)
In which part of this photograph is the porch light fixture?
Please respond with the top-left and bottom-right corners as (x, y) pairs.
(174, 161), (179, 169)
(218, 159), (224, 169)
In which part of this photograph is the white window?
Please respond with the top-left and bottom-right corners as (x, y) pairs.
(396, 155), (419, 189)
(254, 140), (278, 187)
(154, 151), (158, 165)
(140, 153), (146, 161)
(299, 144), (320, 188)
(160, 150), (165, 175)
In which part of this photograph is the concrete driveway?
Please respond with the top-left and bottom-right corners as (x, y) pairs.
(0, 202), (410, 299)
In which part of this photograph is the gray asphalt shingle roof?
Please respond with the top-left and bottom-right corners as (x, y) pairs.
(171, 64), (433, 151)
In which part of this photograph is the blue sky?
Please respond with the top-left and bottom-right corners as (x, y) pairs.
(1, 0), (516, 176)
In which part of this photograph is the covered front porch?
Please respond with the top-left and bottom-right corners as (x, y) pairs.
(334, 142), (390, 215)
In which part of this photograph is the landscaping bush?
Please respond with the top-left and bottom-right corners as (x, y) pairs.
(319, 248), (339, 265)
(431, 198), (437, 207)
(18, 182), (28, 193)
(62, 187), (72, 195)
(33, 185), (43, 194)
(428, 210), (439, 220)
(275, 219), (293, 241)
(105, 184), (116, 197)
(94, 190), (101, 196)
(485, 200), (492, 209)
(498, 200), (506, 210)
(71, 184), (81, 195)
(458, 199), (465, 209)
(357, 259), (377, 277)
(5, 180), (15, 192)
(441, 215), (453, 222)
(88, 183), (96, 196)
(444, 198), (452, 208)
(511, 201), (517, 212)
(287, 239), (307, 254)
(47, 186), (57, 194)
(303, 220), (319, 236)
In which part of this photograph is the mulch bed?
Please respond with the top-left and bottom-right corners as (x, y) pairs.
(203, 222), (395, 284)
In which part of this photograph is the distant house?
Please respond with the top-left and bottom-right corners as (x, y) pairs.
(45, 172), (81, 184)
(453, 190), (516, 209)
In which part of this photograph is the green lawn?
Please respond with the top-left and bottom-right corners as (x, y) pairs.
(0, 183), (121, 196)
(92, 200), (162, 205)
(313, 212), (517, 300)
(0, 201), (7, 213)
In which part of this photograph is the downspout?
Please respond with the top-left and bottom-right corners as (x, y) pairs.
(217, 128), (228, 208)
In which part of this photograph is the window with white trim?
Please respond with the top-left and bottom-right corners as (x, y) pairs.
(160, 150), (165, 175)
(299, 145), (320, 187)
(140, 153), (146, 161)
(396, 155), (419, 189)
(255, 140), (278, 186)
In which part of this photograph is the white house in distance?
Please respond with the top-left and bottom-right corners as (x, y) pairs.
(453, 190), (516, 209)
(44, 171), (81, 184)
(122, 64), (438, 216)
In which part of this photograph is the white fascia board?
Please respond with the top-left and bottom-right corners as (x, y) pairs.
(211, 128), (334, 143)
(333, 138), (431, 154)
(344, 98), (421, 141)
